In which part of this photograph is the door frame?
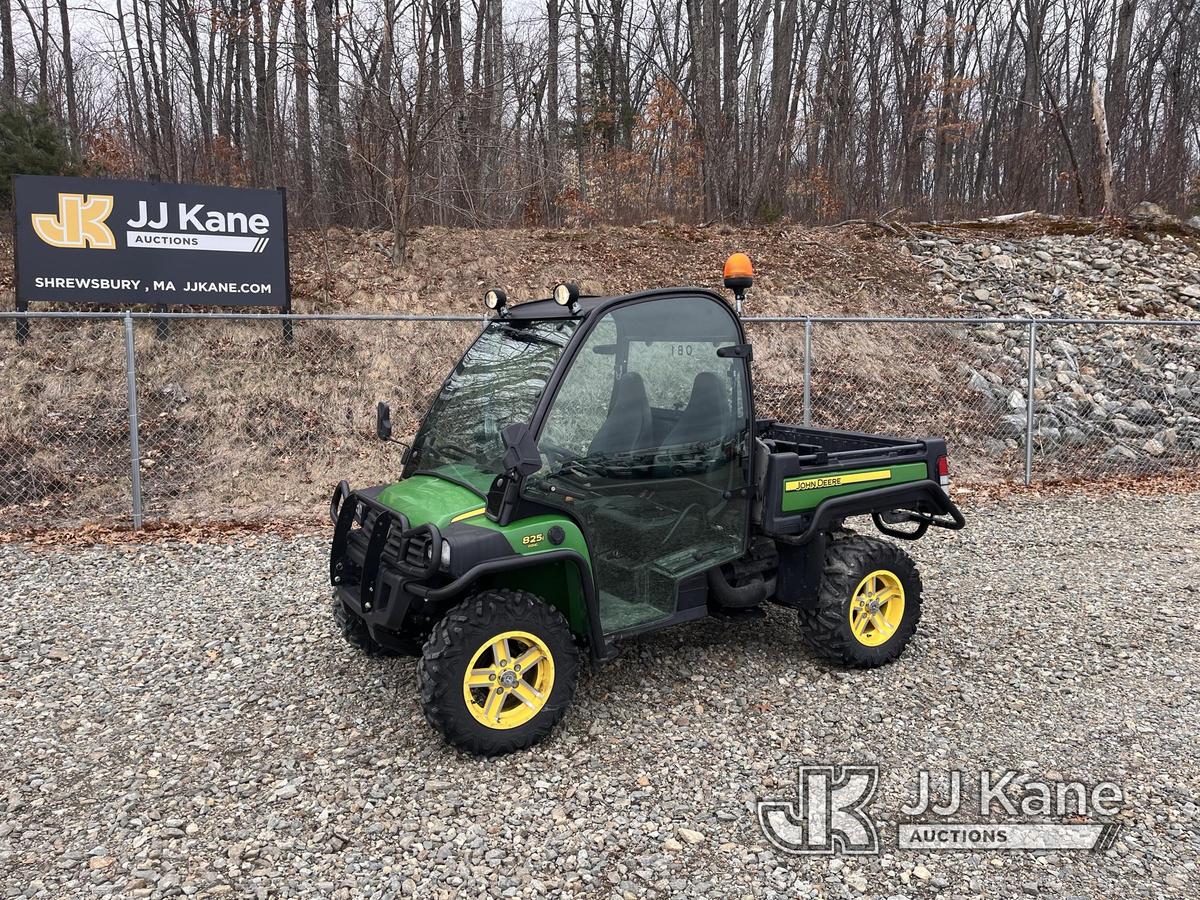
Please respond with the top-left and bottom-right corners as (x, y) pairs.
(521, 289), (758, 630)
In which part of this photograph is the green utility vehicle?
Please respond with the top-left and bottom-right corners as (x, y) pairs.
(329, 260), (965, 754)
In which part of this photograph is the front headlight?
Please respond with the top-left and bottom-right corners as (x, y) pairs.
(439, 540), (452, 570)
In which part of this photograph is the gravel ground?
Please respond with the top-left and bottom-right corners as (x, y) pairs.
(2, 492), (1198, 899)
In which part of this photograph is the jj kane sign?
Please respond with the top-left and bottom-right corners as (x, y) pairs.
(13, 175), (290, 311)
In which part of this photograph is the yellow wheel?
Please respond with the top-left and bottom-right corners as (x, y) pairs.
(798, 535), (923, 667)
(462, 630), (556, 730)
(418, 590), (579, 754)
(848, 570), (905, 647)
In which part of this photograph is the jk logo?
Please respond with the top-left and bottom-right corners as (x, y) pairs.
(31, 193), (116, 249)
(757, 764), (880, 854)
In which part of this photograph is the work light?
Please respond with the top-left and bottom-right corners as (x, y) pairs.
(553, 282), (580, 313)
(484, 289), (507, 314)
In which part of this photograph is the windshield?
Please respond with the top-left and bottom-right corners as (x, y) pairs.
(408, 318), (580, 477)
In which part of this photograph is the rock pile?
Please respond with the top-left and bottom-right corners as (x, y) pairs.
(912, 231), (1200, 319)
(905, 231), (1200, 471)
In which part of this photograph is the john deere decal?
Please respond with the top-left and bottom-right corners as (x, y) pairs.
(785, 470), (892, 492)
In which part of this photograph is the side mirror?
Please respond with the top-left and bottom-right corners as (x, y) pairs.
(376, 401), (393, 441)
(500, 423), (541, 477)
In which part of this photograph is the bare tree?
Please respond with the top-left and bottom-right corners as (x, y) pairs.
(0, 0), (1195, 228)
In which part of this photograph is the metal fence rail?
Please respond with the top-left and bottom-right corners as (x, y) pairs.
(3, 311), (1198, 530)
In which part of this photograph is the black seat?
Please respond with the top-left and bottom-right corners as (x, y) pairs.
(589, 372), (653, 456)
(588, 369), (729, 554)
(663, 371), (730, 447)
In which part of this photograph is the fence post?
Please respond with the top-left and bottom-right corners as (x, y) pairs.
(123, 312), (144, 529)
(1024, 320), (1037, 486)
(803, 317), (813, 427)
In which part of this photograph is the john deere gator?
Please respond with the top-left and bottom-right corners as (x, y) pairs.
(329, 257), (965, 754)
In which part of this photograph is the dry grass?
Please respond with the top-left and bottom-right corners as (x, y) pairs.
(0, 223), (1024, 530)
(282, 222), (944, 318)
(2, 317), (478, 527)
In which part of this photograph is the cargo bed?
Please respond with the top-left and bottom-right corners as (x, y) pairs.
(755, 420), (963, 540)
(759, 421), (928, 467)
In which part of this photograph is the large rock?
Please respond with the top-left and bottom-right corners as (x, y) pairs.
(1126, 399), (1163, 426)
(902, 228), (1199, 473)
(1061, 426), (1088, 446)
(1109, 417), (1144, 437)
(1105, 444), (1139, 461)
(1129, 200), (1172, 222)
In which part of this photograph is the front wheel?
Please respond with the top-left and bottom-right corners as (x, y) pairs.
(417, 589), (580, 755)
(798, 535), (923, 667)
(332, 596), (391, 656)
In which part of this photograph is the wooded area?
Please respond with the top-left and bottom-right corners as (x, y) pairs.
(1, 0), (1198, 246)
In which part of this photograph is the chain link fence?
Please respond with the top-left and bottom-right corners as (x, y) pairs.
(128, 315), (479, 522)
(1030, 321), (1200, 481)
(1, 317), (133, 525)
(747, 318), (1034, 483)
(745, 316), (1200, 484)
(2, 311), (1198, 531)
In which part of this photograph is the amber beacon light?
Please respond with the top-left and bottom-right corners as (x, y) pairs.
(723, 252), (754, 312)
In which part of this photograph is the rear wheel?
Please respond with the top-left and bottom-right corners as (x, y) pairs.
(798, 535), (923, 667)
(418, 590), (579, 755)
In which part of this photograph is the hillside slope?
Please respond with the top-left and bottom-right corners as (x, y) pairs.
(2, 220), (1198, 528)
(285, 223), (944, 317)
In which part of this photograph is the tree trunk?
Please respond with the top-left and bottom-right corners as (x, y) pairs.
(0, 0), (15, 98)
(1106, 0), (1136, 152)
(114, 0), (147, 164)
(251, 0), (270, 181)
(56, 0), (78, 153)
(38, 0), (48, 105)
(292, 0), (314, 204)
(131, 0), (160, 174)
(573, 0), (585, 202)
(175, 0), (212, 155)
(931, 0), (956, 217)
(745, 0), (798, 218)
(545, 0), (560, 219)
(314, 0), (350, 222)
(720, 0), (738, 216)
(1091, 76), (1117, 214)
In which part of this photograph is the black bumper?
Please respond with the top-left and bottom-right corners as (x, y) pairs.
(763, 478), (965, 543)
(329, 483), (441, 633)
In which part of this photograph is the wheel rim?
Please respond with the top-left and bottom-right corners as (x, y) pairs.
(462, 630), (555, 730)
(848, 569), (905, 647)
